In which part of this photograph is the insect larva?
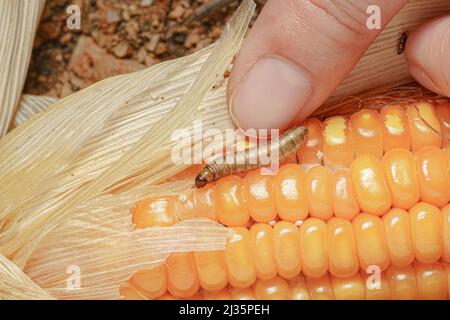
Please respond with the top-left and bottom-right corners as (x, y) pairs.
(194, 125), (308, 188)
(126, 202), (450, 298)
(133, 146), (450, 227)
(122, 261), (450, 300)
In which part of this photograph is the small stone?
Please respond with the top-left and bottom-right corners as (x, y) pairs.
(125, 20), (140, 40)
(38, 21), (61, 41)
(44, 88), (58, 98)
(95, 32), (110, 48)
(137, 47), (147, 63)
(129, 4), (139, 16)
(122, 8), (130, 21)
(60, 33), (72, 44)
(140, 0), (153, 7)
(54, 82), (63, 96)
(37, 75), (47, 83)
(210, 25), (222, 39)
(146, 34), (160, 52)
(144, 55), (158, 67)
(169, 5), (185, 20)
(104, 23), (117, 34)
(195, 38), (211, 50)
(70, 75), (85, 90)
(60, 83), (73, 97)
(33, 35), (42, 49)
(184, 32), (200, 48)
(112, 41), (132, 58)
(155, 42), (167, 55)
(184, 8), (194, 17)
(60, 71), (71, 82)
(91, 29), (101, 41)
(106, 9), (122, 23)
(88, 11), (98, 21)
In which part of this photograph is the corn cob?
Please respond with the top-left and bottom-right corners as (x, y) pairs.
(299, 102), (447, 163)
(122, 261), (450, 300)
(133, 102), (450, 227)
(253, 261), (449, 300)
(238, 261), (449, 300)
(122, 101), (450, 300)
(123, 202), (450, 298)
(133, 145), (450, 227)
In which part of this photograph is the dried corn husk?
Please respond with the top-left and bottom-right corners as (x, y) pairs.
(0, 253), (54, 300)
(26, 218), (230, 300)
(1, 0), (449, 300)
(0, 0), (45, 136)
(23, 178), (231, 300)
(0, 0), (254, 268)
(13, 95), (57, 128)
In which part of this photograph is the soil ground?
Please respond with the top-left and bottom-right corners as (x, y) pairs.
(25, 0), (265, 98)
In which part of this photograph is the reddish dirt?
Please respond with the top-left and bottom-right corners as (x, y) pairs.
(25, 0), (264, 98)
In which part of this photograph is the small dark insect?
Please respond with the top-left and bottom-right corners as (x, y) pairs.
(195, 126), (308, 188)
(397, 32), (408, 55)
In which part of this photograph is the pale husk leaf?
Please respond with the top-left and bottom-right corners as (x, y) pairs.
(0, 253), (54, 300)
(0, 0), (255, 269)
(0, 0), (45, 136)
(13, 94), (58, 128)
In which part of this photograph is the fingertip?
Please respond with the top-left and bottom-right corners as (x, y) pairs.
(405, 15), (450, 97)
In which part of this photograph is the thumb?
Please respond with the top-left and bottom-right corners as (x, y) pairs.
(227, 0), (408, 131)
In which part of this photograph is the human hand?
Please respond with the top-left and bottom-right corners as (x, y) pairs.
(227, 0), (450, 131)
